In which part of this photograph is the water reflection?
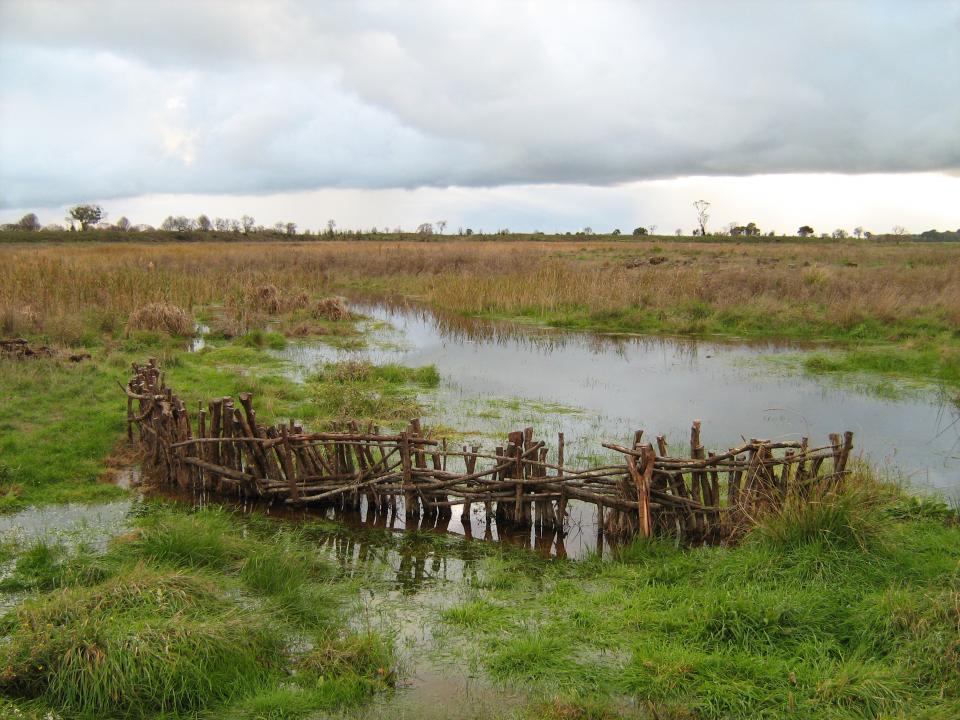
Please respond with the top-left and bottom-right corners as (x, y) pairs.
(273, 300), (960, 501)
(161, 483), (617, 566)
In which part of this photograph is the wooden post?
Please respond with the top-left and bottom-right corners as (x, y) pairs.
(626, 444), (654, 538)
(556, 432), (567, 528)
(400, 432), (415, 517)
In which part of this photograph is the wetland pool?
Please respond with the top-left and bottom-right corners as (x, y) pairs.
(278, 302), (959, 504)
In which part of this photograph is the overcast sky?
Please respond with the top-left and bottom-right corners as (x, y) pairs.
(1, 0), (958, 233)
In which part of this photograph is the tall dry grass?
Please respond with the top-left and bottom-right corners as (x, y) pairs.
(1, 240), (958, 344)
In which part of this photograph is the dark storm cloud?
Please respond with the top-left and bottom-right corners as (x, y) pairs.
(1, 0), (957, 207)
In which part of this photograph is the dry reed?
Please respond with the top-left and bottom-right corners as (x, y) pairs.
(1, 240), (958, 343)
(127, 302), (193, 336)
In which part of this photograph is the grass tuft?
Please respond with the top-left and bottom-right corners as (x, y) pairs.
(0, 565), (284, 717)
(127, 302), (193, 336)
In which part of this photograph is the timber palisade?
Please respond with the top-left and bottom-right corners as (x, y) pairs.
(124, 358), (855, 543)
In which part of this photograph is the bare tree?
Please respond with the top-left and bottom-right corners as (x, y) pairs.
(285, 222), (297, 236)
(241, 215), (256, 234)
(892, 225), (907, 236)
(693, 200), (710, 236)
(114, 216), (132, 231)
(196, 214), (212, 232)
(326, 219), (337, 236)
(416, 222), (434, 235)
(436, 220), (447, 234)
(648, 225), (657, 235)
(832, 228), (848, 239)
(853, 226), (864, 239)
(214, 217), (230, 232)
(161, 215), (195, 232)
(675, 228), (682, 236)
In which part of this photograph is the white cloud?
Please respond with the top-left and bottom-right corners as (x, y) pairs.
(0, 0), (958, 212)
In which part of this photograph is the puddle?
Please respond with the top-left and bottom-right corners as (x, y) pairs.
(270, 302), (960, 502)
(0, 499), (135, 550)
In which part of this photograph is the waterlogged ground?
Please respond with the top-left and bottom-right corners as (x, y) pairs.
(3, 480), (958, 720)
(3, 300), (960, 719)
(275, 303), (960, 502)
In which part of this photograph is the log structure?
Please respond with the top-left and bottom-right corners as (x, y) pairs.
(124, 359), (855, 543)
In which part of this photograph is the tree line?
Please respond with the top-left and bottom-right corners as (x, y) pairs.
(2, 202), (954, 241)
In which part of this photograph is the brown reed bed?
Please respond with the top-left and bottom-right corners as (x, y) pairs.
(1, 239), (958, 349)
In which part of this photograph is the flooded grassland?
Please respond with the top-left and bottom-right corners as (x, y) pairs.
(1, 240), (960, 719)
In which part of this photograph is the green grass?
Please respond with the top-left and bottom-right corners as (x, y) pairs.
(0, 503), (397, 719)
(0, 331), (445, 512)
(437, 475), (960, 719)
(0, 358), (129, 511)
(801, 344), (960, 391)
(308, 360), (441, 423)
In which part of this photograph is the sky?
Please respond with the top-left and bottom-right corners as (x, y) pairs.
(0, 0), (958, 234)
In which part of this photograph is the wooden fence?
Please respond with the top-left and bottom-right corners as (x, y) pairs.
(124, 358), (855, 543)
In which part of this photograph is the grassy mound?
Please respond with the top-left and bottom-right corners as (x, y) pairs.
(309, 360), (440, 421)
(0, 504), (399, 718)
(0, 565), (284, 717)
(313, 295), (350, 321)
(127, 302), (192, 336)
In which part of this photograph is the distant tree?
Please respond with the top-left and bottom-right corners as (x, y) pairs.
(819, 233), (829, 239)
(326, 219), (337, 236)
(648, 225), (657, 235)
(285, 222), (297, 236)
(416, 222), (434, 235)
(465, 228), (473, 236)
(273, 222), (285, 234)
(241, 215), (256, 234)
(831, 228), (848, 239)
(744, 222), (760, 236)
(611, 228), (621, 236)
(582, 226), (594, 235)
(68, 204), (105, 231)
(436, 220), (447, 234)
(114, 216), (131, 231)
(675, 228), (682, 236)
(213, 217), (228, 232)
(892, 225), (907, 236)
(196, 214), (212, 232)
(693, 200), (710, 236)
(863, 231), (873, 240)
(797, 225), (814, 237)
(42, 223), (65, 231)
(161, 215), (195, 232)
(17, 212), (40, 231)
(632, 226), (648, 236)
(229, 219), (241, 233)
(853, 226), (864, 239)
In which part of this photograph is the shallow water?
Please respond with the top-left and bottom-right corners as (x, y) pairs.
(276, 303), (960, 504)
